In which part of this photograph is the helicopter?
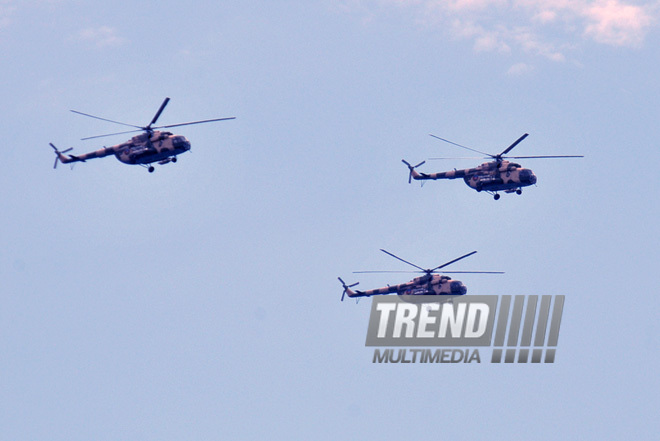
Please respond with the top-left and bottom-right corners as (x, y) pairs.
(50, 97), (235, 173)
(402, 133), (583, 200)
(338, 249), (502, 301)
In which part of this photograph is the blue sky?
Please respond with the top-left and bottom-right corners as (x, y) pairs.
(2, 1), (659, 439)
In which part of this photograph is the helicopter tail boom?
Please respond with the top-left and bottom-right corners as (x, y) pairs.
(413, 169), (467, 181)
(51, 142), (118, 169)
(56, 152), (75, 164)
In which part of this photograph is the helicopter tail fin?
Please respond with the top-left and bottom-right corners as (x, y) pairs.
(338, 277), (360, 302)
(50, 143), (75, 169)
(402, 159), (426, 183)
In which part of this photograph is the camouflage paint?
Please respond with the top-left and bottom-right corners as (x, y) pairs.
(55, 131), (191, 167)
(410, 159), (537, 193)
(343, 274), (467, 299)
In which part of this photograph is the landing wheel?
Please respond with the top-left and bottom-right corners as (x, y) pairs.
(516, 189), (522, 195)
(171, 157), (177, 163)
(494, 194), (500, 200)
(148, 166), (155, 173)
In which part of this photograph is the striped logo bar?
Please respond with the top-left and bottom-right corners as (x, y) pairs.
(490, 295), (564, 363)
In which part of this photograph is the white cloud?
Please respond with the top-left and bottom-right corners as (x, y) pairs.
(507, 61), (535, 75)
(582, 0), (653, 46)
(451, 19), (512, 52)
(78, 26), (127, 47)
(343, 0), (658, 61)
(512, 27), (567, 61)
(0, 1), (16, 30)
(443, 0), (507, 11)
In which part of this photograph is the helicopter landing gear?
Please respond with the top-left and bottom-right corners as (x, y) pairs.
(516, 189), (522, 195)
(494, 193), (500, 200)
(171, 157), (177, 163)
(148, 166), (155, 173)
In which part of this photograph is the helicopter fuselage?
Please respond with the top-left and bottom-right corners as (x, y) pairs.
(54, 131), (191, 167)
(114, 131), (191, 165)
(414, 160), (537, 193)
(346, 274), (467, 299)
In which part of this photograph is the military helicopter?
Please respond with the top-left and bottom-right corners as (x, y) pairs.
(338, 250), (502, 301)
(50, 97), (235, 173)
(402, 133), (583, 200)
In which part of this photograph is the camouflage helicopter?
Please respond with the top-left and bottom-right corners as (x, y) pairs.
(50, 97), (235, 173)
(402, 133), (583, 200)
(338, 249), (502, 301)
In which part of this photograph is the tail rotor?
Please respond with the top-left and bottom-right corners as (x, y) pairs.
(338, 277), (359, 302)
(50, 143), (73, 169)
(402, 159), (425, 183)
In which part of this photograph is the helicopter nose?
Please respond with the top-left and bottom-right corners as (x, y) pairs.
(450, 281), (467, 295)
(520, 169), (536, 184)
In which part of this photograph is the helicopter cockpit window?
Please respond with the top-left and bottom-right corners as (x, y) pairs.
(450, 281), (464, 294)
(172, 136), (186, 147)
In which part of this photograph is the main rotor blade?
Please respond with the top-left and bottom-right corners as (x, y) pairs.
(428, 157), (485, 160)
(353, 269), (504, 274)
(353, 270), (424, 274)
(500, 133), (528, 156)
(430, 251), (477, 272)
(70, 110), (142, 129)
(505, 155), (584, 159)
(81, 129), (143, 141)
(435, 271), (504, 274)
(379, 249), (426, 272)
(148, 97), (170, 128)
(79, 117), (237, 140)
(429, 134), (491, 156)
(155, 117), (236, 130)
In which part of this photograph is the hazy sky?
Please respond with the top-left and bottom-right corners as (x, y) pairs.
(2, 1), (659, 439)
